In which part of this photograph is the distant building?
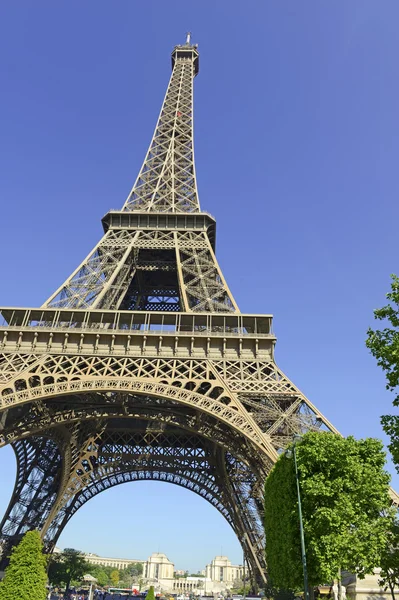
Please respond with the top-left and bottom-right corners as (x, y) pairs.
(343, 568), (399, 600)
(144, 552), (174, 581)
(205, 555), (244, 586)
(53, 548), (399, 600)
(173, 576), (211, 594)
(70, 548), (244, 595)
(84, 552), (145, 570)
(83, 551), (175, 592)
(140, 552), (175, 593)
(173, 556), (244, 595)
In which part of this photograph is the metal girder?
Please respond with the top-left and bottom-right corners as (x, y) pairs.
(0, 436), (62, 569)
(0, 415), (267, 581)
(0, 393), (267, 471)
(0, 37), (349, 587)
(42, 224), (237, 313)
(44, 426), (237, 545)
(122, 43), (200, 213)
(41, 41), (237, 314)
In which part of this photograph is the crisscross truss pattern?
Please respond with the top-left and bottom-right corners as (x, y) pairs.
(43, 229), (136, 310)
(0, 36), (380, 589)
(0, 393), (270, 580)
(0, 437), (61, 542)
(0, 339), (339, 582)
(43, 228), (238, 313)
(0, 350), (337, 458)
(122, 43), (200, 212)
(40, 40), (236, 314)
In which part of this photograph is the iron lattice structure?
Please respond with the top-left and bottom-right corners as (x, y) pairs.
(0, 36), (378, 584)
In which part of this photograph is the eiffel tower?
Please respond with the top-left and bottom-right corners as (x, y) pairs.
(0, 35), (338, 583)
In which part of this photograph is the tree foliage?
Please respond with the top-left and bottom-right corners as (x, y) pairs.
(0, 530), (47, 600)
(110, 569), (120, 585)
(146, 585), (155, 600)
(264, 432), (393, 590)
(47, 552), (144, 590)
(366, 274), (399, 468)
(118, 567), (132, 588)
(129, 562), (144, 577)
(264, 584), (295, 600)
(48, 548), (88, 591)
(83, 561), (143, 588)
(92, 567), (109, 587)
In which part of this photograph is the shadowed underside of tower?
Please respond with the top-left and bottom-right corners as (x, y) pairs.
(0, 36), (342, 584)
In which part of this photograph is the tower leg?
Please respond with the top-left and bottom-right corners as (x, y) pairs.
(0, 436), (62, 570)
(215, 449), (267, 586)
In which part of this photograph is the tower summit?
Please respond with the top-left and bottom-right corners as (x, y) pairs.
(0, 39), (343, 584)
(123, 33), (199, 213)
(171, 32), (199, 75)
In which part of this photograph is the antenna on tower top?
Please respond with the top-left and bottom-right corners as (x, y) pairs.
(186, 31), (191, 45)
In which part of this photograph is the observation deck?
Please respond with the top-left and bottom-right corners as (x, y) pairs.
(171, 42), (199, 75)
(0, 308), (275, 362)
(102, 211), (216, 249)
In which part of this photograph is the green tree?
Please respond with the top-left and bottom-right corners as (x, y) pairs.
(146, 585), (156, 600)
(110, 569), (120, 585)
(366, 274), (399, 468)
(84, 563), (110, 587)
(379, 517), (399, 600)
(119, 567), (132, 588)
(264, 584), (295, 600)
(0, 530), (47, 600)
(48, 548), (88, 591)
(128, 561), (144, 577)
(264, 432), (394, 591)
(94, 567), (109, 587)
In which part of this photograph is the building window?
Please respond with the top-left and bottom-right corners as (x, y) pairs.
(220, 567), (224, 581)
(155, 564), (159, 579)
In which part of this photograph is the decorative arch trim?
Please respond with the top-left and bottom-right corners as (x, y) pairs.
(48, 468), (236, 546)
(0, 377), (277, 460)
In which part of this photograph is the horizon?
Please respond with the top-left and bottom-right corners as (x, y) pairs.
(56, 547), (240, 573)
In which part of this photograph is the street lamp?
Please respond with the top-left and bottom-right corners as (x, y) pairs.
(242, 548), (246, 600)
(286, 435), (309, 600)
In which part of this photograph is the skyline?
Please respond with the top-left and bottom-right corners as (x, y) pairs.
(0, 1), (399, 572)
(58, 547), (240, 573)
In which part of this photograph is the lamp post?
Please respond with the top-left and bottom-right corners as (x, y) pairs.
(242, 548), (246, 600)
(287, 435), (309, 600)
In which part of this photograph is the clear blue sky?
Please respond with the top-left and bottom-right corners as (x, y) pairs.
(0, 0), (399, 573)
